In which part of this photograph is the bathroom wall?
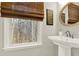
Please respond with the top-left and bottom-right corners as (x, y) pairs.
(0, 2), (59, 56)
(59, 3), (79, 56)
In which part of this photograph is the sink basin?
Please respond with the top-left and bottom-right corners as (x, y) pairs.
(48, 36), (79, 48)
(48, 36), (79, 56)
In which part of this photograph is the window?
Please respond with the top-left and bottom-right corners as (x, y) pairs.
(3, 18), (41, 49)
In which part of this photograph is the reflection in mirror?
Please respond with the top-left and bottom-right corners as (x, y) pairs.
(60, 2), (79, 25)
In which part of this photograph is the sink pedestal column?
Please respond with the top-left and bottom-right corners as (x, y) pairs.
(58, 45), (71, 56)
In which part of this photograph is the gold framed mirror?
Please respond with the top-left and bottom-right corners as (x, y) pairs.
(59, 2), (79, 26)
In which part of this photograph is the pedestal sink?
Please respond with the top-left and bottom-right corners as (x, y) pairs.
(48, 36), (79, 56)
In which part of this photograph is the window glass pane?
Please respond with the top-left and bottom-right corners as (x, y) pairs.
(8, 18), (37, 45)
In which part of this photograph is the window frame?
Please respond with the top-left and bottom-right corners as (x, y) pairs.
(3, 18), (42, 50)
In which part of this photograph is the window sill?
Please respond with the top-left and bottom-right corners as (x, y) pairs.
(3, 42), (42, 51)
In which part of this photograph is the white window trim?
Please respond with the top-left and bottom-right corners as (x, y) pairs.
(3, 18), (42, 50)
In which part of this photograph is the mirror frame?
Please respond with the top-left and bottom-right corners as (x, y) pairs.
(59, 2), (79, 26)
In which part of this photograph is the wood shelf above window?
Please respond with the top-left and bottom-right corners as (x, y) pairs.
(1, 2), (44, 21)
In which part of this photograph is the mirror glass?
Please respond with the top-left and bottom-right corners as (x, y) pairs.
(60, 2), (79, 25)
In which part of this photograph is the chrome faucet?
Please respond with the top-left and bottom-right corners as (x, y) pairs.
(65, 31), (73, 38)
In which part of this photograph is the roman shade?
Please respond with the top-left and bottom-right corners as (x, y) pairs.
(68, 3), (79, 24)
(1, 2), (44, 21)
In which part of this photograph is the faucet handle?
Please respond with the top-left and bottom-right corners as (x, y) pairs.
(72, 34), (74, 38)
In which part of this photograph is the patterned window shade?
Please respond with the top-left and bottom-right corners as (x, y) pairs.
(5, 18), (38, 45)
